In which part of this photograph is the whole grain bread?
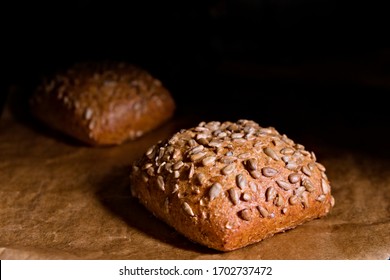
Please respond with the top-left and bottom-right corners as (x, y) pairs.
(29, 61), (175, 146)
(130, 119), (335, 251)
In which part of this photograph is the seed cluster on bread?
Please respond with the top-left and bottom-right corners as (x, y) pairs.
(29, 61), (175, 146)
(130, 119), (335, 251)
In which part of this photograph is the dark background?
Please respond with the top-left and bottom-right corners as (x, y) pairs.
(2, 0), (390, 154)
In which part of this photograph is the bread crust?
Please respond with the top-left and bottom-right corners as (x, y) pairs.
(30, 61), (175, 145)
(130, 119), (335, 251)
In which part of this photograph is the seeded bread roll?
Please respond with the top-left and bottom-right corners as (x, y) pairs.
(130, 119), (335, 251)
(29, 61), (175, 146)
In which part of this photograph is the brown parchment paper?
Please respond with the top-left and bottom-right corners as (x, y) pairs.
(1, 105), (389, 260)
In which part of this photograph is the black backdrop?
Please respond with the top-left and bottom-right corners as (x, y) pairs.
(2, 0), (389, 154)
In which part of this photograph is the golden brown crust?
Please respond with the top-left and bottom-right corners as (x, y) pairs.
(29, 61), (175, 146)
(130, 119), (335, 251)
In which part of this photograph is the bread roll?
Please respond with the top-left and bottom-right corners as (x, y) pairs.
(130, 119), (335, 251)
(30, 61), (175, 146)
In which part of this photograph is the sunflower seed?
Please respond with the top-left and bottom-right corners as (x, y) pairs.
(280, 147), (295, 155)
(316, 194), (326, 202)
(241, 192), (251, 201)
(202, 156), (216, 166)
(231, 133), (244, 139)
(142, 163), (153, 170)
(145, 145), (155, 156)
(288, 173), (301, 184)
(197, 138), (209, 146)
(196, 173), (206, 185)
(146, 167), (155, 177)
(238, 152), (251, 159)
(188, 145), (204, 155)
(262, 167), (278, 177)
(289, 195), (299, 205)
(266, 187), (277, 202)
(157, 175), (165, 191)
(274, 195), (284, 207)
(276, 180), (291, 190)
(246, 158), (257, 170)
(249, 181), (258, 192)
(172, 149), (181, 160)
(321, 178), (330, 194)
(222, 163), (236, 175)
(172, 184), (179, 194)
(173, 170), (180, 178)
(301, 191), (309, 208)
(257, 206), (269, 218)
(209, 182), (222, 201)
(236, 174), (247, 189)
(302, 178), (315, 192)
(264, 147), (280, 161)
(239, 209), (251, 221)
(225, 223), (233, 229)
(282, 207), (288, 214)
(188, 163), (194, 179)
(84, 107), (93, 120)
(294, 186), (306, 196)
(286, 162), (298, 171)
(208, 140), (222, 147)
(249, 170), (261, 179)
(228, 188), (240, 205)
(190, 152), (207, 162)
(301, 165), (312, 177)
(188, 139), (197, 147)
(183, 202), (195, 216)
(173, 160), (184, 170)
(316, 162), (326, 172)
(330, 196), (335, 207)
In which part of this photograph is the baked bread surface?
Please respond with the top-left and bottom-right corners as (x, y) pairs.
(30, 61), (175, 145)
(130, 119), (335, 251)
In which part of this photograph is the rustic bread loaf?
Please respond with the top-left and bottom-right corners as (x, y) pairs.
(130, 119), (335, 251)
(29, 61), (175, 146)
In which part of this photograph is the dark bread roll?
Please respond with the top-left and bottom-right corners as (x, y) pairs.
(130, 119), (335, 251)
(29, 61), (175, 146)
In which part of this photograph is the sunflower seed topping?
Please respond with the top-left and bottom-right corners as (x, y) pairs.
(183, 202), (195, 216)
(276, 180), (291, 190)
(301, 165), (312, 177)
(202, 156), (216, 166)
(316, 162), (326, 172)
(289, 195), (299, 205)
(188, 163), (194, 179)
(239, 209), (251, 221)
(264, 147), (280, 161)
(196, 173), (207, 185)
(288, 173), (301, 184)
(257, 206), (269, 218)
(222, 163), (236, 175)
(157, 176), (165, 191)
(321, 178), (330, 194)
(249, 181), (258, 192)
(330, 196), (335, 207)
(249, 170), (261, 179)
(286, 162), (298, 171)
(316, 194), (326, 202)
(280, 147), (295, 155)
(236, 174), (247, 189)
(262, 167), (278, 177)
(228, 188), (240, 205)
(246, 158), (257, 170)
(241, 192), (251, 201)
(266, 187), (277, 202)
(173, 160), (184, 170)
(209, 182), (222, 201)
(302, 178), (315, 192)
